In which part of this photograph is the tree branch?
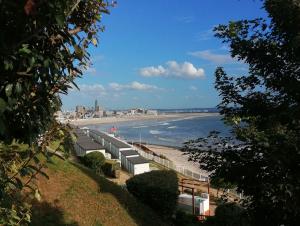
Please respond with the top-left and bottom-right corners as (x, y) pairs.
(68, 27), (82, 35)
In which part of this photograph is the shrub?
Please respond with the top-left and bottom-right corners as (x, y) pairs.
(101, 160), (120, 178)
(126, 170), (179, 218)
(202, 203), (250, 226)
(83, 152), (105, 171)
(173, 210), (202, 226)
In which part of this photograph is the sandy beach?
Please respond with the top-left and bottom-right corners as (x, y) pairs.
(143, 144), (209, 178)
(69, 112), (219, 126)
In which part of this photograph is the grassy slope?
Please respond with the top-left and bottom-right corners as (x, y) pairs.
(30, 156), (169, 226)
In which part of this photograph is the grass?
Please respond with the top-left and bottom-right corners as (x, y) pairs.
(30, 156), (169, 226)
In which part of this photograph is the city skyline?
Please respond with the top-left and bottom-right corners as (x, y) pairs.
(61, 0), (266, 110)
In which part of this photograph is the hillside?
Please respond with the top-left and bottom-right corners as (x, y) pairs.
(30, 156), (169, 226)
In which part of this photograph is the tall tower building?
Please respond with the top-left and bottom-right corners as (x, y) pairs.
(95, 99), (98, 111)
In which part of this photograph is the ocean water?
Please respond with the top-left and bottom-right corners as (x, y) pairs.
(87, 115), (230, 148)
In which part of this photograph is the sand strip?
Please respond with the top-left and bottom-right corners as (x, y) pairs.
(69, 113), (219, 126)
(143, 144), (208, 177)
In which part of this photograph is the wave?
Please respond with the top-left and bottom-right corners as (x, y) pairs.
(159, 122), (170, 126)
(132, 125), (149, 129)
(149, 130), (162, 135)
(157, 137), (176, 142)
(169, 116), (198, 123)
(167, 126), (177, 129)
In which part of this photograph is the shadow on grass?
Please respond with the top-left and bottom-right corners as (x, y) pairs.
(70, 162), (169, 226)
(30, 201), (78, 226)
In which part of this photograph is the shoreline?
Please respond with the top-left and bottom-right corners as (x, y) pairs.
(69, 112), (220, 126)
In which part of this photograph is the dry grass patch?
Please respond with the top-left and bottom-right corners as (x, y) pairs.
(30, 157), (168, 226)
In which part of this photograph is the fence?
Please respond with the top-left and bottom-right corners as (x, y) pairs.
(133, 147), (209, 182)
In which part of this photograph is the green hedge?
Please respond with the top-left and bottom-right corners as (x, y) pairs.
(83, 152), (105, 171)
(126, 170), (179, 217)
(101, 160), (120, 178)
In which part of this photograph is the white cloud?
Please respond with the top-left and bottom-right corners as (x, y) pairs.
(189, 86), (198, 91)
(77, 84), (106, 95)
(140, 61), (205, 79)
(189, 50), (236, 64)
(176, 16), (194, 24)
(109, 81), (159, 91)
(84, 67), (97, 75)
(195, 29), (214, 41)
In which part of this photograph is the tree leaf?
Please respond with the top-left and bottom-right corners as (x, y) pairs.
(15, 82), (22, 94)
(0, 98), (7, 113)
(19, 44), (31, 54)
(92, 38), (98, 46)
(55, 14), (65, 27)
(5, 84), (13, 97)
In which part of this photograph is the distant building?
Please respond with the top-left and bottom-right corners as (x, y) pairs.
(95, 105), (100, 112)
(115, 111), (124, 117)
(104, 110), (113, 117)
(146, 110), (158, 115)
(136, 108), (145, 114)
(75, 105), (86, 118)
(128, 109), (136, 115)
(94, 110), (104, 118)
(95, 99), (98, 111)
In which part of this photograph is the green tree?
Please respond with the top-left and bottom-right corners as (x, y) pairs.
(183, 0), (300, 225)
(210, 177), (235, 199)
(203, 203), (250, 226)
(0, 1), (111, 224)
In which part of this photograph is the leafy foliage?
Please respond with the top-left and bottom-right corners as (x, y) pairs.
(83, 151), (106, 171)
(183, 0), (300, 225)
(203, 203), (250, 226)
(0, 0), (111, 224)
(101, 159), (120, 178)
(126, 170), (179, 218)
(0, 122), (71, 225)
(0, 0), (110, 143)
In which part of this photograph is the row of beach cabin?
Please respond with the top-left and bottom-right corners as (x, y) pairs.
(89, 129), (150, 175)
(73, 129), (108, 158)
(72, 128), (150, 175)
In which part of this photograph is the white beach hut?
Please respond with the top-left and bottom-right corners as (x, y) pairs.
(126, 156), (150, 175)
(74, 138), (106, 157)
(120, 149), (140, 170)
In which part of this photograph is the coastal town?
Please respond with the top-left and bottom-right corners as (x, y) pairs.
(56, 99), (158, 122)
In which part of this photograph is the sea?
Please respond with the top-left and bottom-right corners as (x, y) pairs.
(86, 113), (230, 148)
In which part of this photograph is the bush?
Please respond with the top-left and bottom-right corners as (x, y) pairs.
(173, 210), (202, 226)
(101, 160), (120, 178)
(83, 152), (106, 171)
(202, 203), (250, 226)
(126, 170), (179, 218)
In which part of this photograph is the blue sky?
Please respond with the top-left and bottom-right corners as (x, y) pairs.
(62, 0), (266, 110)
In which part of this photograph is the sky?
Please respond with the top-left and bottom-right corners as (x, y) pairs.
(61, 0), (267, 111)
